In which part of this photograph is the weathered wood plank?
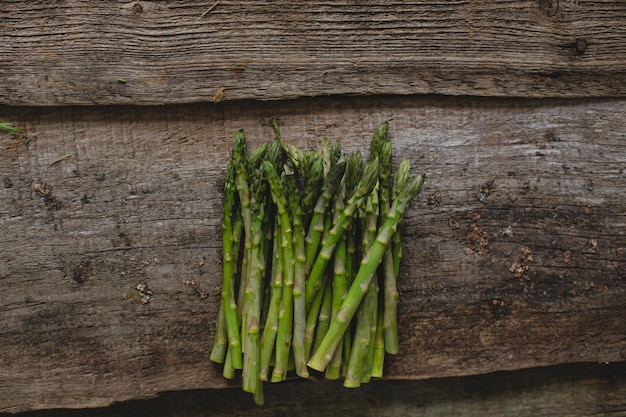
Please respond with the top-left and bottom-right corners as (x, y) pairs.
(1, 96), (625, 412)
(2, 1), (626, 106)
(3, 362), (625, 417)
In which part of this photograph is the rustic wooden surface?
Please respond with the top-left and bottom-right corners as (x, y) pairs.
(2, 362), (625, 417)
(2, 0), (626, 106)
(1, 96), (625, 412)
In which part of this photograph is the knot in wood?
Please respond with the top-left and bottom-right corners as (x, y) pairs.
(132, 3), (143, 15)
(575, 39), (587, 54)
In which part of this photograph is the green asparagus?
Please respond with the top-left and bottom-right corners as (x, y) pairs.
(210, 121), (425, 405)
(308, 172), (425, 372)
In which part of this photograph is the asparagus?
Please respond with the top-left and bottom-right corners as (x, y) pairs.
(211, 163), (239, 366)
(289, 171), (310, 378)
(213, 122), (426, 403)
(232, 130), (252, 358)
(384, 158), (411, 354)
(301, 152), (324, 228)
(307, 171), (425, 372)
(344, 180), (379, 387)
(318, 138), (332, 177)
(269, 118), (306, 176)
(223, 347), (235, 379)
(313, 276), (333, 355)
(262, 160), (295, 383)
(241, 164), (267, 404)
(304, 276), (325, 360)
(331, 139), (342, 166)
(391, 158), (411, 270)
(325, 230), (348, 380)
(304, 156), (379, 311)
(259, 219), (283, 381)
(369, 121), (389, 162)
(304, 162), (346, 276)
(323, 151), (359, 379)
(210, 303), (228, 363)
(224, 134), (247, 370)
(362, 278), (379, 384)
(371, 307), (385, 378)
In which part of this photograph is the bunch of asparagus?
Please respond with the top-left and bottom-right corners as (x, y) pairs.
(210, 120), (424, 405)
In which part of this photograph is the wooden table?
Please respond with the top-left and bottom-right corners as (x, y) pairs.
(1, 1), (625, 415)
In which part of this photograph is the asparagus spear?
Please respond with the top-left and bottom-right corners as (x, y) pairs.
(262, 160), (296, 383)
(304, 156), (379, 311)
(369, 121), (389, 162)
(324, 235), (346, 380)
(324, 181), (351, 379)
(307, 171), (424, 372)
(304, 161), (346, 276)
(371, 306), (385, 378)
(289, 171), (310, 378)
(270, 118), (304, 177)
(211, 162), (240, 365)
(362, 283), (379, 384)
(223, 134), (247, 370)
(331, 139), (342, 166)
(318, 138), (331, 177)
(301, 152), (324, 228)
(241, 164), (268, 404)
(210, 303), (228, 363)
(313, 275), (333, 355)
(344, 180), (379, 387)
(232, 130), (252, 357)
(304, 274), (325, 360)
(323, 151), (361, 379)
(259, 218), (283, 381)
(384, 158), (411, 354)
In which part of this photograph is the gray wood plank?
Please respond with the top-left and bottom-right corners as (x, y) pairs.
(2, 1), (626, 106)
(1, 96), (625, 412)
(3, 363), (625, 417)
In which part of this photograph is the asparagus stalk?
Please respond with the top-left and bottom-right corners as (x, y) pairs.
(341, 224), (358, 376)
(344, 180), (379, 387)
(304, 156), (379, 310)
(262, 160), (296, 383)
(307, 172), (424, 372)
(304, 162), (346, 276)
(369, 121), (389, 162)
(232, 130), (252, 357)
(390, 159), (410, 272)
(259, 218), (283, 381)
(313, 276), (333, 355)
(323, 151), (358, 379)
(210, 302), (228, 363)
(241, 165), (267, 400)
(324, 233), (347, 380)
(331, 139), (342, 166)
(384, 158), (411, 354)
(304, 274), (325, 360)
(223, 135), (247, 370)
(301, 152), (324, 228)
(318, 138), (331, 177)
(362, 280), (379, 384)
(223, 347), (235, 379)
(371, 305), (385, 378)
(270, 120), (304, 177)
(211, 162), (240, 366)
(289, 172), (310, 378)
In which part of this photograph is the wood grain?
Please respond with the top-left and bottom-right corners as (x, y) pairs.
(3, 362), (625, 417)
(2, 1), (626, 106)
(1, 96), (625, 412)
